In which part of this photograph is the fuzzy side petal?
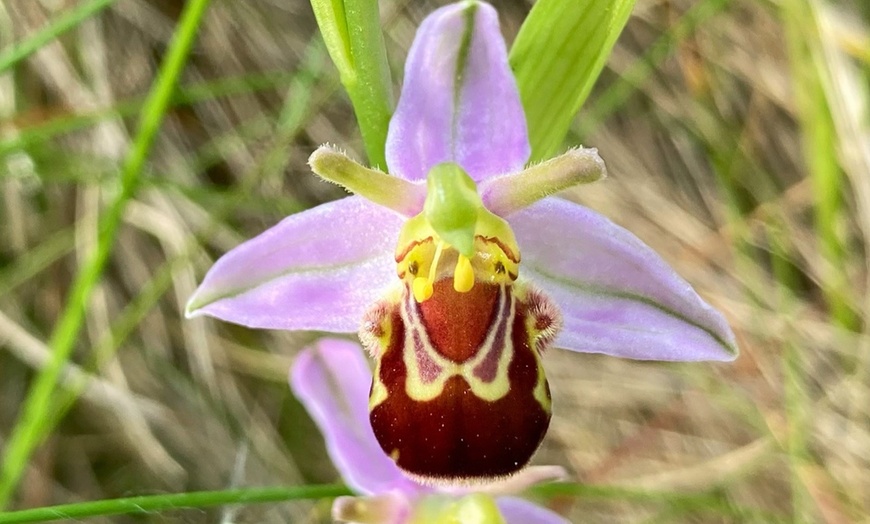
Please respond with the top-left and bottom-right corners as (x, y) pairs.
(512, 198), (738, 361)
(385, 1), (529, 182)
(186, 196), (401, 332)
(291, 339), (421, 495)
(496, 497), (570, 524)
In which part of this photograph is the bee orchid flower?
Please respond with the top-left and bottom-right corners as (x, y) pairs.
(291, 338), (570, 524)
(187, 0), (737, 483)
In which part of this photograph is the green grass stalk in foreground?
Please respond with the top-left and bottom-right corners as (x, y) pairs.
(0, 482), (782, 523)
(0, 0), (214, 508)
(0, 485), (352, 524)
(0, 0), (119, 74)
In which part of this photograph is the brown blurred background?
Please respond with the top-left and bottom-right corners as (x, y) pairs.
(1, 0), (869, 521)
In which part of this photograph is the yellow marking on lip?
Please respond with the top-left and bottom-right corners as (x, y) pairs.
(532, 347), (551, 413)
(400, 284), (517, 403)
(369, 376), (389, 410)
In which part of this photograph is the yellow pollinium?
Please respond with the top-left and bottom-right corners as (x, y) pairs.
(411, 241), (443, 302)
(412, 277), (435, 302)
(411, 245), (477, 298)
(453, 255), (474, 293)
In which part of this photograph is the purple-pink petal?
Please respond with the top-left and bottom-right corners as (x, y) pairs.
(385, 1), (529, 182)
(186, 196), (401, 333)
(496, 496), (571, 524)
(510, 198), (737, 361)
(290, 338), (421, 495)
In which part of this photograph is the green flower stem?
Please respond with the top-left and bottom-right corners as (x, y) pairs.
(510, 0), (635, 162)
(0, 0), (119, 74)
(0, 0), (213, 508)
(309, 0), (393, 169)
(0, 485), (352, 524)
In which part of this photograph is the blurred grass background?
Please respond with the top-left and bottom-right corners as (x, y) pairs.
(0, 0), (868, 522)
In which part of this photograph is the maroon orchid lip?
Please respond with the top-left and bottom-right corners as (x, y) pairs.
(366, 279), (558, 481)
(291, 337), (571, 523)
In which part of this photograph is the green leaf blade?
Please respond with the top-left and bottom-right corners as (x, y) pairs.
(510, 0), (636, 162)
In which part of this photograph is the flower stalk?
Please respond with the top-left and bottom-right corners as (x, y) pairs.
(309, 0), (394, 168)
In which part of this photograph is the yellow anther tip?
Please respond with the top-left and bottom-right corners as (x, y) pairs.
(413, 277), (434, 302)
(453, 255), (475, 293)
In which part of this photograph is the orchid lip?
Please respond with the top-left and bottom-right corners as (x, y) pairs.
(291, 338), (570, 523)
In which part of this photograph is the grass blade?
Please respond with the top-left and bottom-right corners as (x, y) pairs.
(0, 0), (119, 74)
(510, 0), (635, 161)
